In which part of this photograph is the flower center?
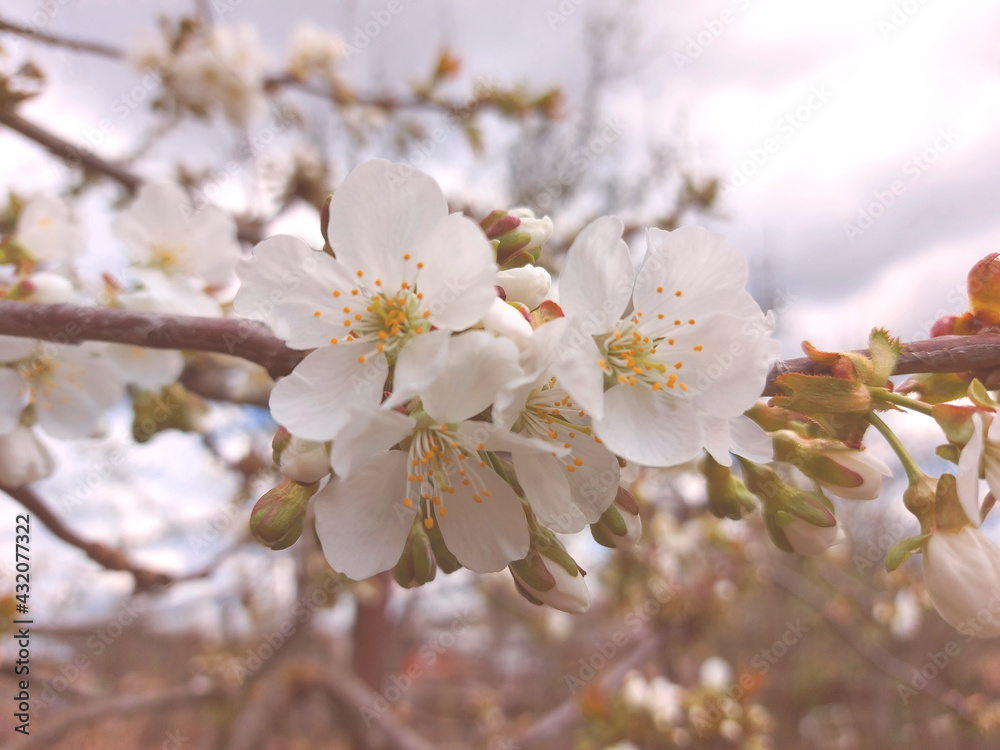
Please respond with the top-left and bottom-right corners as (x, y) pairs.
(150, 242), (187, 273)
(403, 423), (490, 528)
(596, 319), (701, 394)
(16, 352), (79, 410)
(514, 379), (597, 474)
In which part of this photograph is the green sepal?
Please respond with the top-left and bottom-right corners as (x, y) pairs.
(885, 534), (929, 572)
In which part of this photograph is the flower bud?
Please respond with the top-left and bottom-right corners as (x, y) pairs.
(481, 208), (553, 266)
(702, 456), (757, 520)
(392, 519), (437, 588)
(250, 478), (318, 550)
(509, 534), (589, 613)
(923, 525), (1000, 637)
(781, 516), (845, 556)
(969, 252), (1000, 325)
(273, 428), (330, 484)
(0, 426), (55, 487)
(496, 265), (552, 310)
(774, 431), (891, 501)
(590, 486), (642, 550)
(740, 459), (840, 554)
(8, 272), (75, 304)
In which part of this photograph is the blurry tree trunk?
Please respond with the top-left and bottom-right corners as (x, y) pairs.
(353, 571), (392, 689)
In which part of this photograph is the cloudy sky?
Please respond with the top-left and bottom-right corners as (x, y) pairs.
(4, 0), (1000, 355)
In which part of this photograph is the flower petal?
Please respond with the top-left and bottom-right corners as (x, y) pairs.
(435, 464), (529, 572)
(270, 343), (387, 441)
(35, 346), (124, 439)
(419, 331), (522, 424)
(557, 216), (632, 328)
(594, 384), (704, 467)
(414, 213), (498, 331)
(329, 408), (416, 478)
(0, 336), (36, 364)
(0, 368), (26, 435)
(958, 413), (987, 527)
(314, 451), (416, 580)
(234, 235), (362, 350)
(729, 414), (774, 463)
(326, 159), (448, 290)
(383, 329), (452, 409)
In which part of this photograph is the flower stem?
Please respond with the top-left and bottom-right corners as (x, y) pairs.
(867, 412), (923, 483)
(872, 388), (933, 416)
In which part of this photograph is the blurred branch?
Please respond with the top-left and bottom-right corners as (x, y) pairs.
(4, 301), (1000, 394)
(514, 633), (663, 748)
(0, 106), (141, 193)
(1, 483), (175, 591)
(761, 563), (972, 718)
(0, 16), (123, 59)
(10, 682), (221, 750)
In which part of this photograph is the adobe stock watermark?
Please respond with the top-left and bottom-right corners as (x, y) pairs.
(692, 618), (809, 734)
(843, 126), (958, 245)
(673, 0), (753, 69)
(723, 84), (834, 192)
(878, 0), (931, 40)
(546, 0), (586, 30)
(563, 577), (679, 695)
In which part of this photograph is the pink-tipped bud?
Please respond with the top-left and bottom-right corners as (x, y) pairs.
(969, 253), (1000, 324)
(250, 478), (317, 550)
(591, 486), (642, 550)
(481, 208), (553, 265)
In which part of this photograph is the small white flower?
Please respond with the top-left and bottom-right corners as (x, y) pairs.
(113, 182), (241, 287)
(125, 26), (170, 72)
(699, 657), (733, 689)
(923, 525), (1000, 638)
(235, 160), (500, 441)
(277, 435), (330, 484)
(497, 265), (551, 309)
(553, 218), (773, 467)
(15, 195), (84, 267)
(0, 426), (55, 486)
(0, 341), (124, 439)
(286, 22), (345, 86)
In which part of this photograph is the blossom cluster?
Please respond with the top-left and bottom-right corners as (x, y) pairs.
(0, 181), (241, 486)
(235, 159), (775, 611)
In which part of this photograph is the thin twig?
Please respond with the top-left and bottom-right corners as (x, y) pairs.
(1, 484), (174, 591)
(0, 16), (123, 59)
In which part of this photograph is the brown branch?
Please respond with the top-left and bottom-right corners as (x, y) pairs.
(4, 301), (1000, 393)
(0, 300), (304, 380)
(0, 16), (123, 59)
(1, 484), (174, 592)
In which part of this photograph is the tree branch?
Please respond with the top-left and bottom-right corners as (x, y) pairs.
(3, 300), (1000, 393)
(1, 483), (174, 592)
(0, 15), (123, 59)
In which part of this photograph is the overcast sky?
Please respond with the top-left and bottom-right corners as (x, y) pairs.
(4, 0), (1000, 354)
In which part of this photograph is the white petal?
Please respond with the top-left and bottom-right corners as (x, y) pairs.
(677, 312), (772, 419)
(326, 159), (448, 291)
(107, 345), (185, 389)
(35, 347), (124, 439)
(113, 182), (191, 259)
(483, 298), (533, 344)
(0, 426), (55, 486)
(634, 226), (749, 319)
(550, 324), (607, 419)
(594, 385), (704, 467)
(414, 213), (498, 331)
(497, 265), (551, 309)
(420, 332), (523, 424)
(329, 408), (416, 478)
(924, 527), (1000, 637)
(558, 216), (632, 328)
(0, 336), (37, 364)
(314, 451), (416, 580)
(234, 234), (362, 350)
(383, 329), (452, 409)
(435, 464), (529, 572)
(270, 343), (387, 441)
(701, 416), (734, 467)
(729, 414), (774, 463)
(457, 420), (568, 457)
(958, 413), (987, 527)
(186, 204), (241, 285)
(0, 368), (26, 435)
